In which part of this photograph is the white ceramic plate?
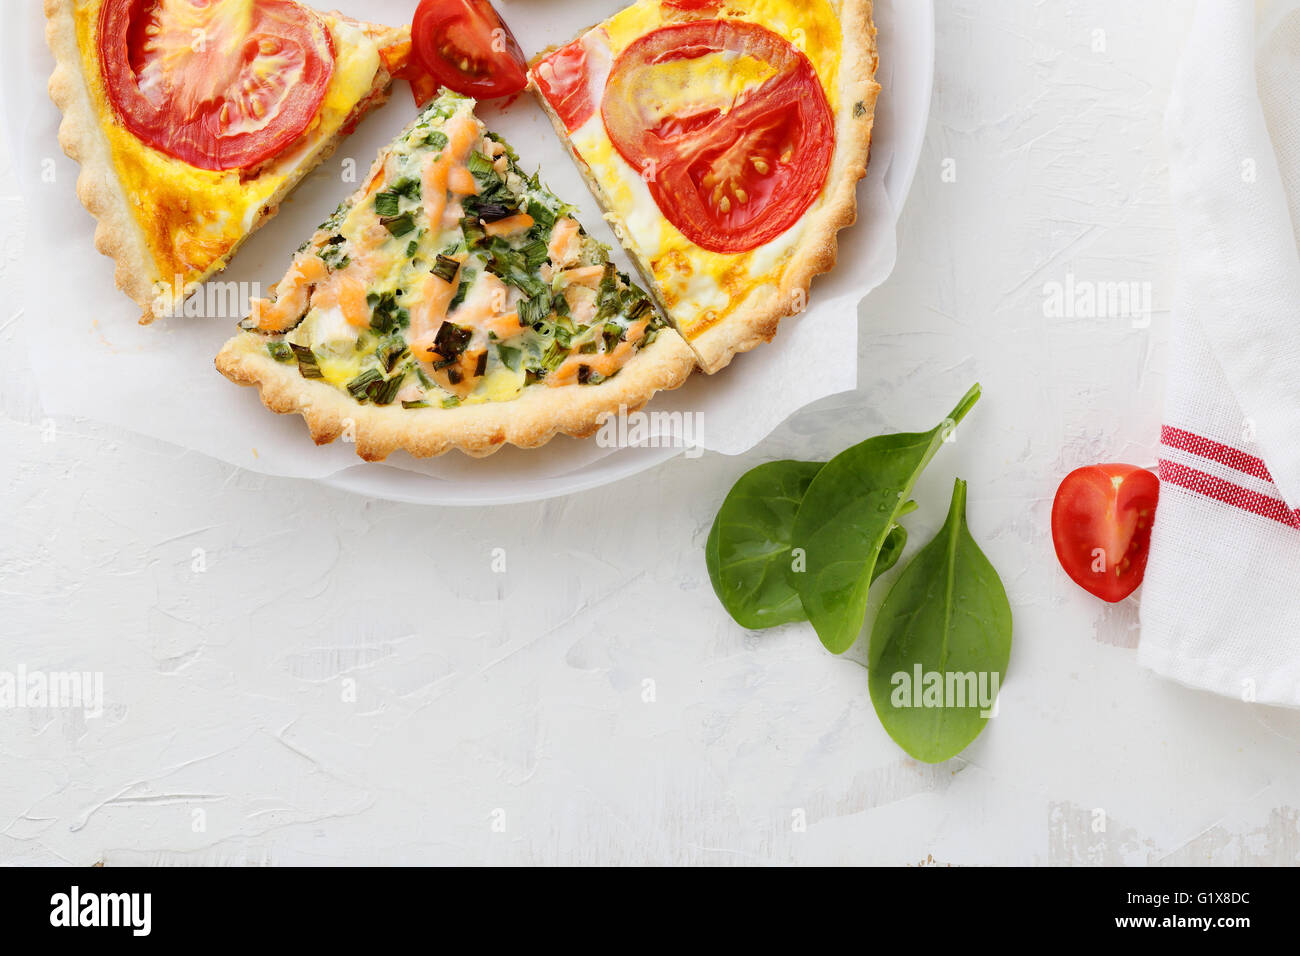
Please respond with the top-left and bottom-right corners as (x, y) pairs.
(5, 0), (933, 507)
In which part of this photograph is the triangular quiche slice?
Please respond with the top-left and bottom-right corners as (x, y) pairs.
(46, 0), (412, 323)
(530, 0), (880, 372)
(215, 90), (697, 460)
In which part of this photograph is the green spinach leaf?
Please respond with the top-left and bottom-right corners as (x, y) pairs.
(707, 460), (824, 629)
(706, 462), (912, 630)
(867, 478), (1012, 763)
(791, 384), (981, 654)
(875, 522), (909, 582)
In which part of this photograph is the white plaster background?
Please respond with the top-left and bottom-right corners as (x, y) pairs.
(3, 0), (1299, 866)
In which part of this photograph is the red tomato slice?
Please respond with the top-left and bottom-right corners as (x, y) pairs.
(531, 36), (596, 133)
(599, 19), (834, 254)
(1052, 464), (1160, 603)
(97, 0), (335, 172)
(408, 0), (527, 103)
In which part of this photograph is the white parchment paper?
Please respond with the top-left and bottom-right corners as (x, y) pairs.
(7, 0), (914, 492)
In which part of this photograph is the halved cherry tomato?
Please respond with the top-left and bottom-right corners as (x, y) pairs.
(97, 0), (335, 172)
(1051, 464), (1160, 603)
(599, 19), (834, 254)
(407, 0), (527, 104)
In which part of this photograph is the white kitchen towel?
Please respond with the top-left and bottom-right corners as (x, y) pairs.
(1138, 0), (1300, 706)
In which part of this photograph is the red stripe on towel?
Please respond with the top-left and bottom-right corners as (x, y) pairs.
(1160, 425), (1274, 481)
(1158, 459), (1300, 529)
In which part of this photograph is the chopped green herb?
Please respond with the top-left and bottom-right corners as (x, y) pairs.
(431, 255), (460, 284)
(527, 199), (557, 231)
(316, 198), (350, 234)
(405, 240), (419, 258)
(374, 192), (401, 217)
(441, 395), (461, 409)
(518, 292), (551, 328)
(423, 130), (449, 150)
(460, 216), (487, 248)
(466, 151), (514, 209)
(369, 292), (408, 334)
(626, 297), (653, 325)
(595, 263), (621, 321)
(390, 177), (421, 200)
(520, 239), (549, 272)
(317, 235), (349, 270)
(380, 213), (415, 238)
(467, 151), (496, 179)
(434, 321), (473, 358)
(375, 338), (409, 373)
(368, 374), (404, 406)
(289, 343), (323, 379)
(267, 341), (294, 363)
(466, 199), (516, 223)
(346, 368), (384, 401)
(484, 239), (546, 297)
(542, 340), (567, 371)
(448, 268), (474, 311)
(553, 314), (577, 349)
(496, 344), (521, 371)
(603, 322), (624, 353)
(402, 400), (430, 409)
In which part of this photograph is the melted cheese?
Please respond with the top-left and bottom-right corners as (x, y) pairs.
(548, 0), (845, 339)
(74, 2), (384, 294)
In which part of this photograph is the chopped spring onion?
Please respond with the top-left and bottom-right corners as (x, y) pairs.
(289, 343), (323, 379)
(380, 213), (415, 238)
(431, 255), (460, 284)
(518, 292), (551, 328)
(434, 321), (473, 358)
(346, 368), (384, 401)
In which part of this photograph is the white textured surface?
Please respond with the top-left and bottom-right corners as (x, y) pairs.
(4, 0), (1300, 866)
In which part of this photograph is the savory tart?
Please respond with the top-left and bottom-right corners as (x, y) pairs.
(530, 0), (879, 372)
(46, 0), (411, 322)
(215, 91), (697, 460)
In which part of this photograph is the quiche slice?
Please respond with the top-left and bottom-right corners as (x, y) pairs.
(530, 0), (880, 372)
(215, 91), (697, 460)
(46, 0), (411, 323)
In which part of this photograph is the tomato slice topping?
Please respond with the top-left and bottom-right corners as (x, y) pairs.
(407, 0), (527, 104)
(532, 36), (597, 134)
(599, 19), (834, 254)
(1051, 464), (1160, 603)
(97, 0), (335, 172)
